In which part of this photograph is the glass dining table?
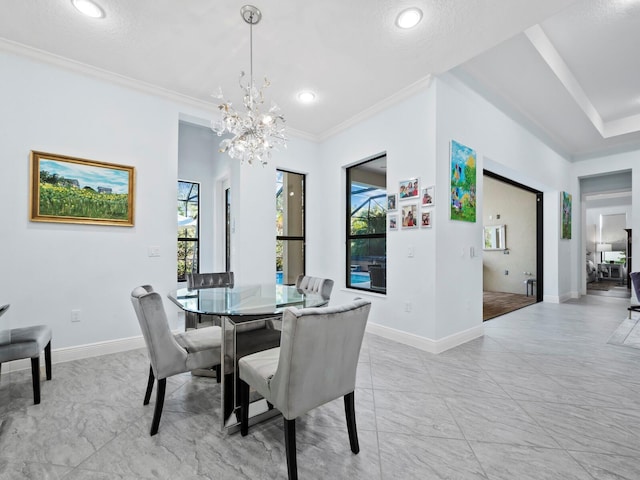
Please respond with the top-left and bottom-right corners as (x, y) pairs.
(168, 283), (327, 431)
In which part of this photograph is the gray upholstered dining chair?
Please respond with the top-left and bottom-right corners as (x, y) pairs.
(294, 275), (334, 301)
(187, 271), (235, 290)
(185, 272), (235, 329)
(238, 299), (371, 480)
(0, 304), (53, 404)
(130, 285), (223, 435)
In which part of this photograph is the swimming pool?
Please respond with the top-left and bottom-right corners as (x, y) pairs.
(277, 271), (370, 285)
(351, 272), (370, 284)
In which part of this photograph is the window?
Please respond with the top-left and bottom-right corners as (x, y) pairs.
(347, 155), (387, 293)
(225, 187), (231, 272)
(276, 170), (305, 284)
(177, 180), (199, 282)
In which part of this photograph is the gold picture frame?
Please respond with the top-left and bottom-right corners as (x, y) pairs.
(30, 151), (135, 226)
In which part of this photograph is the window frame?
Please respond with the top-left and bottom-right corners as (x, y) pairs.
(177, 179), (200, 282)
(276, 169), (306, 285)
(346, 155), (387, 294)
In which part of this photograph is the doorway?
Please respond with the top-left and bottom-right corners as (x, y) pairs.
(482, 170), (543, 320)
(582, 171), (632, 300)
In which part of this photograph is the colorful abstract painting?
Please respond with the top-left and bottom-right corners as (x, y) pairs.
(561, 191), (572, 239)
(450, 140), (476, 222)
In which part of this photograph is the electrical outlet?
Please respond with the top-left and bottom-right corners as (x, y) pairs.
(148, 246), (161, 257)
(504, 270), (509, 275)
(71, 309), (81, 322)
(405, 302), (412, 312)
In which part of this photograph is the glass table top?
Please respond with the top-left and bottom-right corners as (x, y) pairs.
(168, 283), (327, 319)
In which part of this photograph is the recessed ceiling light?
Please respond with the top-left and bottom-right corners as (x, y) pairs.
(297, 90), (317, 103)
(71, 0), (105, 18)
(396, 7), (423, 29)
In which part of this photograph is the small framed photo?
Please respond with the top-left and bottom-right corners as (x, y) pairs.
(421, 210), (432, 228)
(421, 185), (435, 206)
(388, 215), (398, 230)
(387, 194), (397, 212)
(399, 178), (419, 200)
(401, 204), (418, 229)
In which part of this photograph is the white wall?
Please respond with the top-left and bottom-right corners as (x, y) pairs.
(3, 47), (637, 358)
(178, 122), (218, 273)
(0, 51), (213, 346)
(483, 177), (537, 294)
(318, 87), (438, 344)
(436, 73), (575, 307)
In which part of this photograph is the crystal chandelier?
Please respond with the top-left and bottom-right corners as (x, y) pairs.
(212, 5), (287, 166)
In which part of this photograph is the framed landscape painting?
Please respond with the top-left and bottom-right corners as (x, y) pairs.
(30, 151), (135, 226)
(561, 191), (572, 239)
(450, 140), (477, 222)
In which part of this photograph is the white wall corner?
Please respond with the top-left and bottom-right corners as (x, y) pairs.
(366, 322), (484, 354)
(543, 295), (561, 304)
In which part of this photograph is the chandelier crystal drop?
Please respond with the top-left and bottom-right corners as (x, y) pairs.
(212, 5), (287, 166)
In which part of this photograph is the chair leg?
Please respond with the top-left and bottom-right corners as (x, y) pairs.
(31, 356), (41, 405)
(284, 418), (298, 480)
(239, 379), (250, 436)
(44, 341), (52, 380)
(143, 365), (155, 405)
(344, 392), (359, 454)
(150, 378), (166, 436)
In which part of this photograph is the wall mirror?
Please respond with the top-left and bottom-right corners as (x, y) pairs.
(484, 224), (506, 250)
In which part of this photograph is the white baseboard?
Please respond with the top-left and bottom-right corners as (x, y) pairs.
(365, 322), (484, 354)
(543, 292), (575, 303)
(1, 335), (146, 374)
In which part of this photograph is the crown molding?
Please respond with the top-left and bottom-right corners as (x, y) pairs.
(0, 38), (217, 112)
(317, 75), (433, 142)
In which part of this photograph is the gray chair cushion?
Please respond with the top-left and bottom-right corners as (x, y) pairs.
(0, 325), (52, 363)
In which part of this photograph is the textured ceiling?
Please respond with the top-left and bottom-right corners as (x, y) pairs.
(455, 0), (640, 160)
(1, 0), (638, 160)
(0, 0), (579, 141)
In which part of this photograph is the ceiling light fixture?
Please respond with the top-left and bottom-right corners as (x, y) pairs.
(212, 5), (287, 166)
(71, 0), (105, 18)
(396, 7), (423, 29)
(297, 90), (316, 103)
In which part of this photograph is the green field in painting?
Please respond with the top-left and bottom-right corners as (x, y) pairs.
(39, 184), (128, 219)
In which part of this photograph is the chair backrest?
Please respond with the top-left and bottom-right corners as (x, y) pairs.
(295, 275), (334, 301)
(187, 272), (234, 290)
(368, 265), (386, 289)
(269, 299), (371, 419)
(0, 304), (10, 346)
(130, 285), (187, 379)
(631, 272), (640, 301)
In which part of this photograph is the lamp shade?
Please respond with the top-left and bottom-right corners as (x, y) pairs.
(596, 243), (612, 252)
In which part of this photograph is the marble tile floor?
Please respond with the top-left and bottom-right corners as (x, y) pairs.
(1, 295), (639, 479)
